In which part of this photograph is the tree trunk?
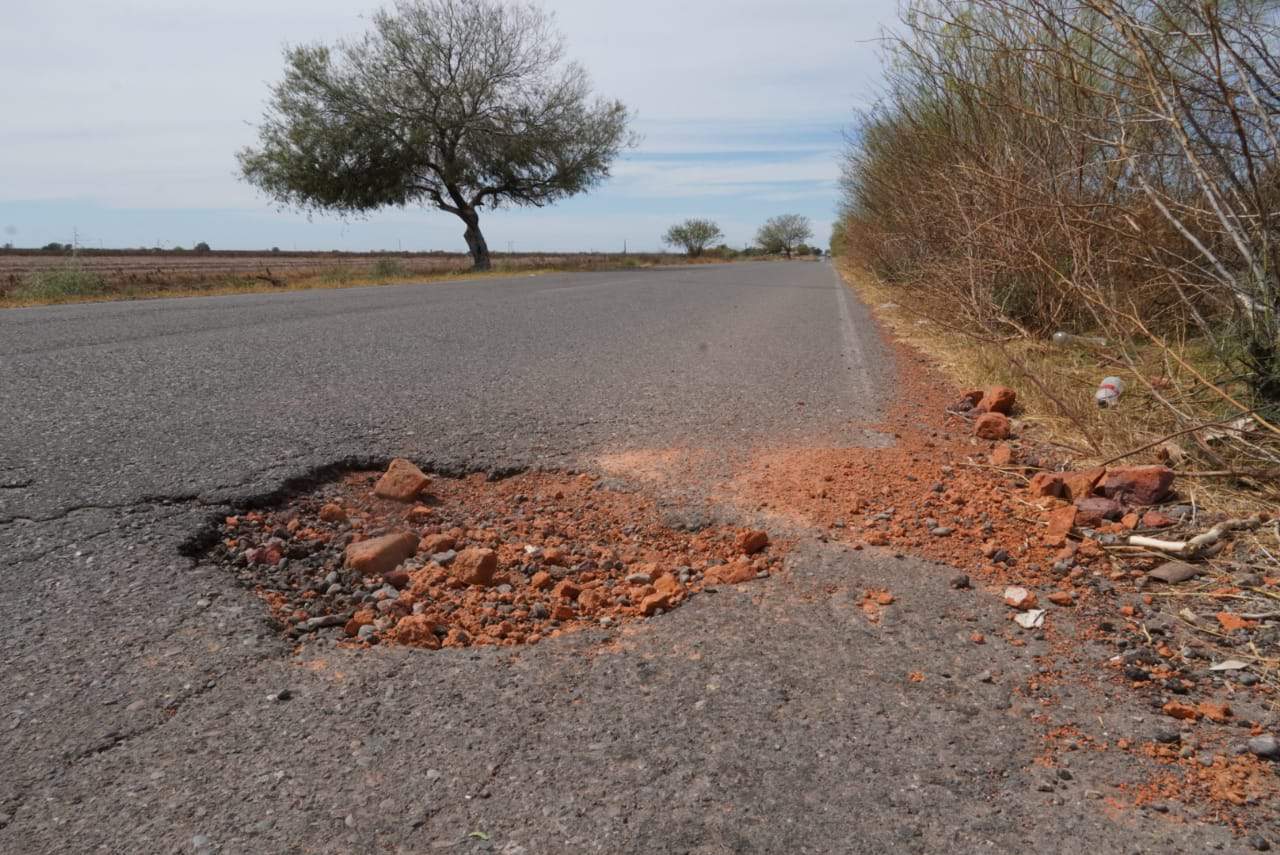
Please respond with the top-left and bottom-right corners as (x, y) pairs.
(459, 208), (491, 271)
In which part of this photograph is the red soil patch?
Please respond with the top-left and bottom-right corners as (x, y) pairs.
(721, 341), (1111, 589)
(216, 469), (784, 649)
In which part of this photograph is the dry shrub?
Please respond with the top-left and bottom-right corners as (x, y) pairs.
(840, 0), (1280, 500)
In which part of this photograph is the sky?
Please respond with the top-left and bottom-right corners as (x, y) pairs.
(0, 0), (898, 253)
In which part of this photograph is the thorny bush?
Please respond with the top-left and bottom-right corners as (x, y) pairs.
(839, 0), (1280, 489)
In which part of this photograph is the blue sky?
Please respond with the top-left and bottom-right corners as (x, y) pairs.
(1, 0), (898, 253)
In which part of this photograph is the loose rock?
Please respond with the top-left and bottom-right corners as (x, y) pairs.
(344, 532), (418, 577)
(373, 458), (431, 502)
(450, 548), (498, 587)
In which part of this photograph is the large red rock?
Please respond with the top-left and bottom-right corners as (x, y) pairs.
(976, 386), (1017, 415)
(450, 548), (497, 586)
(974, 412), (1011, 440)
(374, 458), (431, 502)
(1060, 467), (1105, 502)
(1043, 505), (1077, 547)
(738, 530), (769, 555)
(344, 532), (418, 577)
(1102, 466), (1174, 505)
(1027, 472), (1065, 499)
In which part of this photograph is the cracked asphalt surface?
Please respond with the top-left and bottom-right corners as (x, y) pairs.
(0, 262), (1243, 852)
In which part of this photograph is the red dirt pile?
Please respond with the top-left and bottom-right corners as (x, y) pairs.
(216, 466), (784, 649)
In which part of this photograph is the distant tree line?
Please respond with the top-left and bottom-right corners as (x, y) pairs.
(661, 214), (821, 259)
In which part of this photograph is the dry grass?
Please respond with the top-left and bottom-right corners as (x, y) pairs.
(840, 261), (1280, 516)
(0, 253), (715, 309)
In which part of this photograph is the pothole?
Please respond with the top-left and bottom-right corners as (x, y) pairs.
(206, 459), (781, 649)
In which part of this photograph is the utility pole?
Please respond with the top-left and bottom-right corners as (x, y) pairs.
(623, 239), (627, 256)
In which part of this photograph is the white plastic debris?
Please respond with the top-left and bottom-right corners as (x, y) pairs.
(1203, 417), (1258, 443)
(1015, 609), (1046, 629)
(1095, 376), (1125, 408)
(1209, 659), (1250, 672)
(1052, 331), (1108, 348)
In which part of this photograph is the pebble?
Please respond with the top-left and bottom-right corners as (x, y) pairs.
(357, 625), (376, 640)
(431, 550), (457, 565)
(1252, 837), (1271, 852)
(930, 526), (953, 537)
(268, 689), (291, 702)
(529, 603), (550, 620)
(304, 614), (346, 632)
(624, 572), (652, 585)
(1247, 734), (1279, 759)
(950, 574), (971, 590)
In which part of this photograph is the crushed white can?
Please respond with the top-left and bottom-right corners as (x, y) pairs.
(1095, 376), (1125, 407)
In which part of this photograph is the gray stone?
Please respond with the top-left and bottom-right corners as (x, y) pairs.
(303, 614), (345, 631)
(1148, 561), (1200, 584)
(1247, 734), (1279, 759)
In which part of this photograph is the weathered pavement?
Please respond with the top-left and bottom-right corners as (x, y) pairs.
(0, 262), (1241, 852)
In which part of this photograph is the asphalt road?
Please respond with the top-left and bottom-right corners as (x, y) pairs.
(0, 262), (1240, 853)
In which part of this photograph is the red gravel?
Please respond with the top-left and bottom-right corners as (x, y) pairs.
(216, 469), (785, 649)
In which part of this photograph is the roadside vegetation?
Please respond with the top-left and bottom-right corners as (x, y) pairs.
(0, 249), (705, 308)
(836, 0), (1280, 509)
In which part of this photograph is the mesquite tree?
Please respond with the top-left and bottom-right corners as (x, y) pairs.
(662, 219), (723, 257)
(238, 0), (633, 270)
(756, 214), (813, 259)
